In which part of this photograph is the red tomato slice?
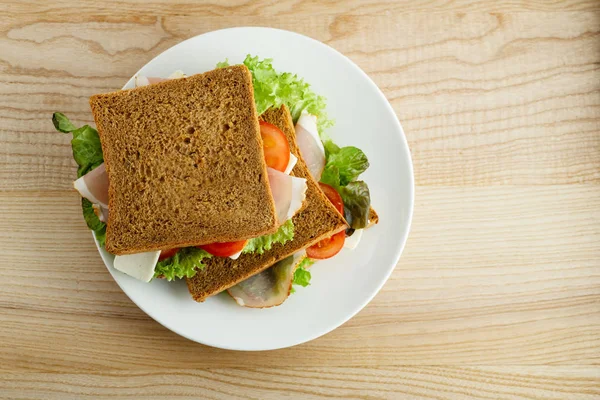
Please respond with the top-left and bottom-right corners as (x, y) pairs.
(319, 182), (344, 214)
(306, 182), (346, 259)
(158, 247), (180, 261)
(306, 231), (345, 259)
(259, 121), (290, 172)
(198, 240), (247, 258)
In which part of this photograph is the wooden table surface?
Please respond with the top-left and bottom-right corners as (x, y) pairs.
(1, 1), (599, 398)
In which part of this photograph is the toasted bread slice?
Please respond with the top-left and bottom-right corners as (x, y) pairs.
(89, 65), (278, 255)
(186, 105), (348, 301)
(367, 207), (379, 228)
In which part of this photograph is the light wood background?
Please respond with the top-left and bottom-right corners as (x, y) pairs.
(0, 1), (599, 399)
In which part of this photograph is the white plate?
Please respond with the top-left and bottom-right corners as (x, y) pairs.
(97, 27), (414, 350)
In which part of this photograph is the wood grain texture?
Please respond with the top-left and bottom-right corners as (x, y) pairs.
(0, 367), (599, 400)
(0, 0), (599, 398)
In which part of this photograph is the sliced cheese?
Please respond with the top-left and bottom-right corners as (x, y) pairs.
(168, 70), (186, 79)
(284, 153), (298, 175)
(229, 250), (243, 260)
(292, 249), (307, 265)
(135, 75), (150, 87)
(113, 251), (161, 282)
(343, 229), (363, 250)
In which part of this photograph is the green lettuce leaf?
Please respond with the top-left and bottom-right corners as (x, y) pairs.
(52, 113), (104, 178)
(54, 113), (109, 247)
(293, 259), (313, 287)
(216, 59), (230, 68)
(323, 140), (340, 159)
(326, 146), (369, 186)
(321, 143), (369, 187)
(298, 256), (315, 270)
(224, 55), (333, 134)
(243, 219), (294, 255)
(292, 267), (311, 288)
(81, 198), (108, 247)
(71, 125), (104, 177)
(82, 198), (108, 247)
(320, 141), (370, 229)
(81, 198), (105, 231)
(320, 164), (341, 188)
(154, 247), (212, 281)
(52, 112), (77, 133)
(322, 141), (369, 186)
(339, 181), (371, 230)
(95, 226), (106, 248)
(291, 257), (314, 293)
(320, 165), (371, 230)
(157, 220), (295, 281)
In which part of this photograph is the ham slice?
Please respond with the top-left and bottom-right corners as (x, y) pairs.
(135, 70), (186, 87)
(295, 111), (325, 181)
(227, 251), (306, 308)
(135, 76), (165, 87)
(74, 163), (109, 208)
(266, 167), (307, 224)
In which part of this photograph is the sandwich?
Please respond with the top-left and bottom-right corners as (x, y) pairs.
(52, 55), (378, 308)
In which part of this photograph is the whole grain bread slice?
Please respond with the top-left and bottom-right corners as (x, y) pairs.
(89, 65), (278, 255)
(186, 105), (348, 301)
